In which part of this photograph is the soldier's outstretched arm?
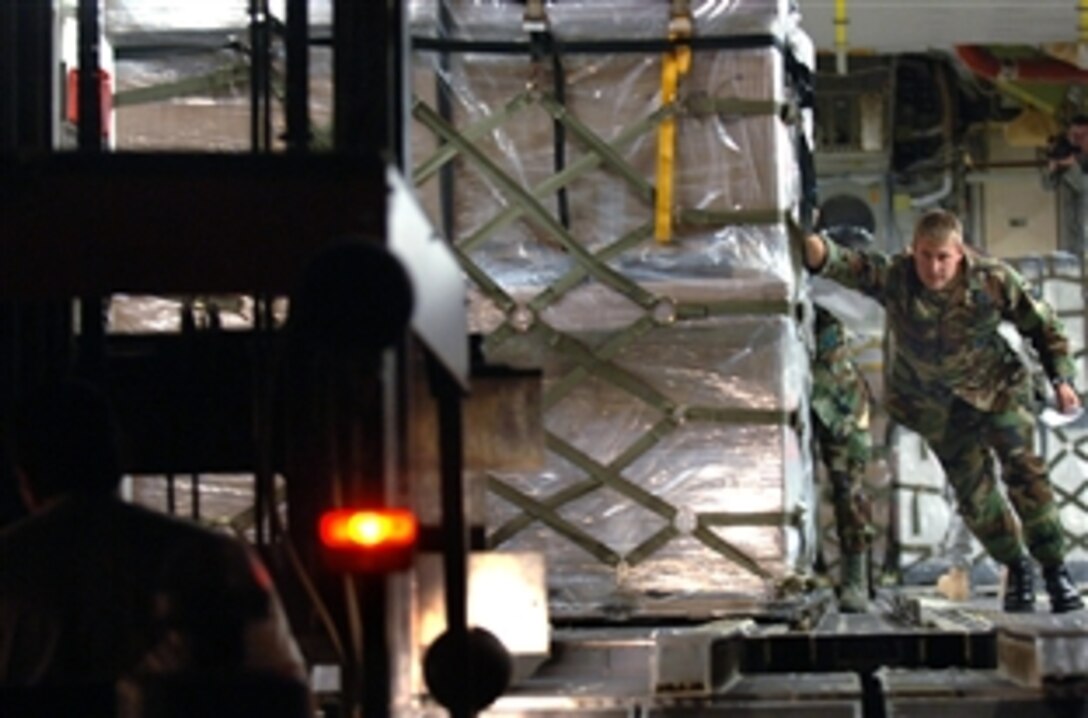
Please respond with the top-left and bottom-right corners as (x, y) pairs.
(1001, 263), (1078, 392)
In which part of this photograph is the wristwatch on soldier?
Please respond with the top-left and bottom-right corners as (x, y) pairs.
(1052, 376), (1076, 392)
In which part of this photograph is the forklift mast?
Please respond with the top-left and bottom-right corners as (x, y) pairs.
(0, 2), (485, 717)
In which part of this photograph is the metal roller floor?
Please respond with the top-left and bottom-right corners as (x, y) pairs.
(451, 587), (1088, 718)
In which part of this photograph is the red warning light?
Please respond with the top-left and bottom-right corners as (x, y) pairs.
(318, 508), (418, 573)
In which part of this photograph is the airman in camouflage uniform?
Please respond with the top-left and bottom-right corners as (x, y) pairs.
(804, 208), (1084, 613)
(811, 305), (875, 612)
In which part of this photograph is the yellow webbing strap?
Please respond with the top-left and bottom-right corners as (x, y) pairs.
(654, 9), (692, 244)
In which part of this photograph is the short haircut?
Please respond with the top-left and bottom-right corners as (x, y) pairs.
(12, 378), (122, 499)
(913, 209), (963, 245)
(1069, 114), (1088, 128)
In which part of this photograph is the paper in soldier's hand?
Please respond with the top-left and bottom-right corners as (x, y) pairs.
(1040, 406), (1087, 430)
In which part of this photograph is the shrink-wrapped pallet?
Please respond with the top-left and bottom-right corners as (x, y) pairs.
(410, 0), (817, 614)
(484, 314), (812, 611)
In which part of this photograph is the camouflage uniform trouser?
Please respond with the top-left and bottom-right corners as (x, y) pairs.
(811, 354), (874, 554)
(895, 390), (1066, 567)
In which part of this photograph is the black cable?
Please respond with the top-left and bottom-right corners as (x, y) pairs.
(529, 28), (571, 230)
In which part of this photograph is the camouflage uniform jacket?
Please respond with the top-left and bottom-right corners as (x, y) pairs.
(817, 241), (1076, 419)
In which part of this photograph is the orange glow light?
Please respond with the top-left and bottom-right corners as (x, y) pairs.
(319, 508), (418, 551)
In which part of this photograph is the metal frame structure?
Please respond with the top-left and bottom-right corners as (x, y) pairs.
(0, 2), (483, 717)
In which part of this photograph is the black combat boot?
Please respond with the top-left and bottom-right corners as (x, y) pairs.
(1043, 564), (1084, 613)
(1003, 556), (1036, 613)
(838, 552), (870, 613)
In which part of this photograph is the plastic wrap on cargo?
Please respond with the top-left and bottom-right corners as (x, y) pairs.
(415, 54), (803, 302)
(107, 7), (250, 152)
(488, 315), (805, 411)
(411, 3), (809, 309)
(409, 0), (800, 39)
(489, 421), (810, 609)
(409, 1), (816, 612)
(105, 1), (332, 34)
(483, 316), (811, 611)
(808, 276), (884, 337)
(109, 5), (332, 150)
(467, 226), (796, 337)
(108, 294), (256, 332)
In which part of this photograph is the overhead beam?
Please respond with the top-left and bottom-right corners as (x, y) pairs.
(0, 152), (385, 297)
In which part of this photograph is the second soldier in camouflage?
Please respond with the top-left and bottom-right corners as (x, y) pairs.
(811, 305), (875, 612)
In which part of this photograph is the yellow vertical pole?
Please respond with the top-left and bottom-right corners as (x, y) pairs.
(654, 9), (692, 244)
(1080, 0), (1088, 44)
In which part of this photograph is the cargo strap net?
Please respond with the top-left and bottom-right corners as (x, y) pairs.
(411, 29), (811, 607)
